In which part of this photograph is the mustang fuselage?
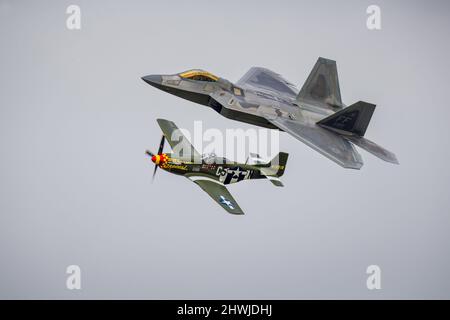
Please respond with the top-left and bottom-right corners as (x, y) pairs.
(151, 152), (275, 185)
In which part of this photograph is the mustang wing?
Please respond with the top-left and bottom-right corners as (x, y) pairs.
(157, 118), (201, 161)
(236, 67), (297, 97)
(264, 116), (364, 169)
(186, 175), (244, 215)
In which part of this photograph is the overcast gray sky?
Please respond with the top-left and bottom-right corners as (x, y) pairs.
(1, 0), (450, 299)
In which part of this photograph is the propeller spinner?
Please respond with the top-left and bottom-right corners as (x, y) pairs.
(146, 135), (167, 181)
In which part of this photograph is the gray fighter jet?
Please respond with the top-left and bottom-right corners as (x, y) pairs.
(142, 57), (398, 169)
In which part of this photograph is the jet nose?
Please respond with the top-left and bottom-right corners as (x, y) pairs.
(141, 74), (162, 86)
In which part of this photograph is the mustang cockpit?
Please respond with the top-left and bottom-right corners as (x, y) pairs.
(202, 153), (230, 165)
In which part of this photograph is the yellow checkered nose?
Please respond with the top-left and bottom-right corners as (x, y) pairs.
(151, 153), (168, 165)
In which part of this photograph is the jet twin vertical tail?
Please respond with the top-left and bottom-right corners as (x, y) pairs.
(297, 57), (344, 110)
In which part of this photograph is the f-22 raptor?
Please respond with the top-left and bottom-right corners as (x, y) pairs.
(142, 57), (398, 169)
(147, 119), (289, 215)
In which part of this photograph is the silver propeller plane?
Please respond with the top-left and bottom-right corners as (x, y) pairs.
(142, 57), (398, 169)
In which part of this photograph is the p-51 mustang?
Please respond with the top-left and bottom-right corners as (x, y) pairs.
(142, 57), (398, 169)
(147, 119), (289, 215)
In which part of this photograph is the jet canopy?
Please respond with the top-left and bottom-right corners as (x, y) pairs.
(179, 69), (219, 82)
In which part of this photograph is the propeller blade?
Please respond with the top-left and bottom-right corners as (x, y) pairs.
(157, 135), (165, 155)
(152, 164), (158, 181)
(149, 135), (164, 182)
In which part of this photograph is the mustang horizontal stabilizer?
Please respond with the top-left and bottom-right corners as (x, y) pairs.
(186, 175), (244, 215)
(245, 153), (265, 165)
(317, 101), (376, 136)
(257, 152), (289, 175)
(297, 57), (344, 109)
(257, 152), (289, 187)
(262, 175), (284, 187)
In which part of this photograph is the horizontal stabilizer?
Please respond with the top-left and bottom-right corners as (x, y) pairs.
(245, 153), (265, 165)
(317, 101), (376, 137)
(265, 175), (284, 187)
(264, 117), (363, 169)
(344, 136), (399, 164)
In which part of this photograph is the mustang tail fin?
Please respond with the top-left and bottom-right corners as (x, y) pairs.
(257, 152), (289, 187)
(297, 57), (344, 109)
(268, 152), (288, 177)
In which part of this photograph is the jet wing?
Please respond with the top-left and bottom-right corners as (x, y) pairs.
(186, 175), (244, 215)
(344, 135), (399, 164)
(236, 67), (297, 97)
(264, 116), (364, 169)
(157, 118), (201, 161)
